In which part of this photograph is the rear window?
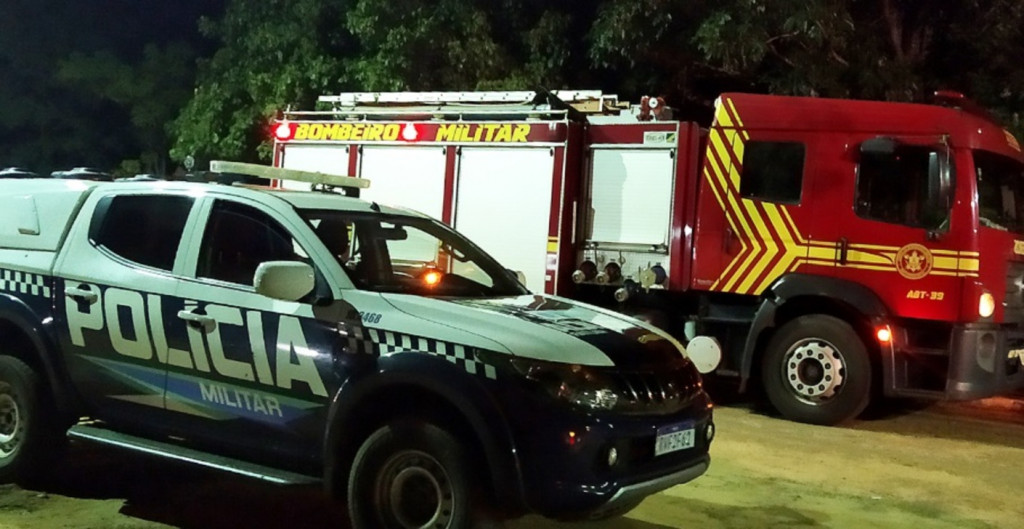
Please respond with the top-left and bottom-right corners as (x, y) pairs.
(91, 195), (194, 270)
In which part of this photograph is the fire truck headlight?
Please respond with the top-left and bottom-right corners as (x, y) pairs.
(979, 292), (995, 318)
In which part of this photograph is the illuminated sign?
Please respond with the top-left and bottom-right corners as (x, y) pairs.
(1015, 240), (1024, 255)
(276, 121), (564, 143)
(435, 123), (530, 143)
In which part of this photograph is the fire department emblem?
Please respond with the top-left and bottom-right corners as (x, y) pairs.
(894, 243), (933, 280)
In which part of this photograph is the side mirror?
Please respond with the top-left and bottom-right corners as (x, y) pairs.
(508, 269), (527, 287)
(254, 261), (315, 301)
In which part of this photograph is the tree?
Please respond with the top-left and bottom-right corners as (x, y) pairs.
(171, 0), (350, 163)
(172, 0), (595, 162)
(58, 44), (197, 175)
(0, 0), (220, 175)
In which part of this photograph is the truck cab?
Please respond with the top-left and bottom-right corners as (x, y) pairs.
(0, 164), (715, 527)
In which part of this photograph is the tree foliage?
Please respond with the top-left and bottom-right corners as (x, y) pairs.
(5, 1), (1024, 170)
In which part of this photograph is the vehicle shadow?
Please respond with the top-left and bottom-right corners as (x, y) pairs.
(28, 443), (679, 529)
(34, 443), (342, 529)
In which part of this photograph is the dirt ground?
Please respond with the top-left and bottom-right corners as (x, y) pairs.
(1, 398), (1022, 529)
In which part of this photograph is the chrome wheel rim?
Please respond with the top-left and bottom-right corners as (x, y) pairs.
(377, 450), (454, 529)
(0, 392), (22, 459)
(782, 338), (846, 404)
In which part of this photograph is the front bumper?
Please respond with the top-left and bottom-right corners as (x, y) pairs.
(500, 385), (714, 519)
(888, 322), (1024, 399)
(946, 325), (1024, 399)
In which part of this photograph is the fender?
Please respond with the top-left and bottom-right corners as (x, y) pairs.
(738, 273), (892, 389)
(322, 353), (527, 513)
(0, 293), (78, 416)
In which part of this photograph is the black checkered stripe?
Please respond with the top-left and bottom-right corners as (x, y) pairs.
(0, 269), (52, 299)
(365, 328), (498, 380)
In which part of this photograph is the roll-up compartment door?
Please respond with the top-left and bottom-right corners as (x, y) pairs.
(359, 146), (447, 221)
(280, 144), (350, 190)
(455, 147), (554, 292)
(589, 148), (675, 245)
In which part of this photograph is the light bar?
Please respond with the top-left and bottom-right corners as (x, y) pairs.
(209, 160), (369, 189)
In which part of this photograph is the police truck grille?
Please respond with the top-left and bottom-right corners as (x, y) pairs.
(611, 365), (702, 415)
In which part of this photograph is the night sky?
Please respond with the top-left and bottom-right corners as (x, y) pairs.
(0, 0), (227, 173)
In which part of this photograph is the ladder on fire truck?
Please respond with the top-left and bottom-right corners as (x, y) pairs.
(281, 90), (628, 121)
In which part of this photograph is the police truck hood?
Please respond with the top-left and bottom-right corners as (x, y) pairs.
(381, 293), (686, 370)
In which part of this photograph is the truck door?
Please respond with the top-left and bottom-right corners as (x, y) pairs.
(279, 144), (350, 190)
(359, 145), (448, 221)
(691, 123), (811, 297)
(811, 137), (962, 323)
(167, 196), (339, 461)
(54, 191), (198, 424)
(454, 147), (555, 292)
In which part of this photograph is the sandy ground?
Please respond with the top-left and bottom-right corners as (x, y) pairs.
(0, 399), (1022, 529)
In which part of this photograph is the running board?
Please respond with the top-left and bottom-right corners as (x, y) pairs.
(67, 424), (321, 485)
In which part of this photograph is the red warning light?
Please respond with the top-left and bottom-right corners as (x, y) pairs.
(274, 122), (295, 141)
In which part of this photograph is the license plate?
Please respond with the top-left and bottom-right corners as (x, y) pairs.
(655, 422), (695, 456)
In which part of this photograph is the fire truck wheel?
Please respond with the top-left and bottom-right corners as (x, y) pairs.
(348, 420), (480, 529)
(0, 355), (59, 484)
(761, 315), (872, 425)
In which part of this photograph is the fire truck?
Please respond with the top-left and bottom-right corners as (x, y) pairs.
(272, 90), (1024, 425)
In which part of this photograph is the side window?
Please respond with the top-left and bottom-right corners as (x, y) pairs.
(740, 141), (805, 204)
(856, 146), (943, 227)
(91, 195), (194, 270)
(197, 200), (305, 286)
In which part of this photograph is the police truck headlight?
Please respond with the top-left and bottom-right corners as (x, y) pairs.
(511, 358), (619, 411)
(979, 292), (995, 318)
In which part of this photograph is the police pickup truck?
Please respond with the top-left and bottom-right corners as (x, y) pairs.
(0, 162), (715, 527)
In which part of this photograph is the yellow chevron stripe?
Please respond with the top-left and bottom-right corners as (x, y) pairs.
(737, 199), (775, 293)
(705, 96), (982, 294)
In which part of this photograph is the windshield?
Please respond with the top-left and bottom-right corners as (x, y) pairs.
(975, 150), (1024, 233)
(300, 209), (528, 297)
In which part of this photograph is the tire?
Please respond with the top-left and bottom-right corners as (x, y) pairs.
(761, 315), (872, 425)
(0, 355), (59, 483)
(348, 420), (480, 529)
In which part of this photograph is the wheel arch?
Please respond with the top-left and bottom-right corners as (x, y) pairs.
(0, 296), (75, 418)
(739, 274), (892, 390)
(322, 364), (527, 516)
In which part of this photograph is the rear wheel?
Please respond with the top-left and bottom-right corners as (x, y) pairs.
(761, 315), (872, 425)
(348, 420), (481, 529)
(0, 355), (60, 483)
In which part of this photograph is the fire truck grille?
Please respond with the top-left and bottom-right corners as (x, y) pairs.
(1005, 262), (1024, 323)
(611, 365), (703, 415)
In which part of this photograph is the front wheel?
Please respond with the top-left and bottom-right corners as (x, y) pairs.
(761, 315), (872, 425)
(0, 355), (59, 483)
(348, 420), (480, 529)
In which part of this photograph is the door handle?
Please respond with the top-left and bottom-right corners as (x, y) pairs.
(177, 310), (216, 332)
(723, 227), (737, 254)
(836, 237), (849, 266)
(64, 286), (98, 304)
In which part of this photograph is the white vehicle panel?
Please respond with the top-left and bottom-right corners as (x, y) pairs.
(589, 148), (675, 245)
(455, 148), (553, 292)
(279, 145), (350, 190)
(358, 146), (447, 221)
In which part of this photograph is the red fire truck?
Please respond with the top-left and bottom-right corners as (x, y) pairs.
(272, 90), (1024, 425)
